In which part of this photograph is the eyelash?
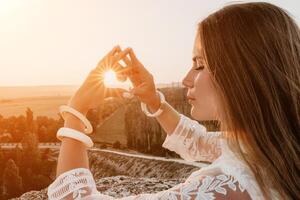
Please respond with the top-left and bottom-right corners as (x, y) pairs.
(195, 65), (204, 70)
(193, 59), (204, 71)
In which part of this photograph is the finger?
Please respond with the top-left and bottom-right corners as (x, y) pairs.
(96, 46), (121, 70)
(107, 47), (132, 74)
(131, 89), (142, 97)
(122, 55), (131, 66)
(111, 62), (125, 72)
(103, 45), (121, 66)
(122, 91), (134, 99)
(111, 64), (140, 86)
(113, 47), (131, 64)
(108, 45), (121, 57)
(130, 83), (146, 96)
(128, 49), (146, 71)
(117, 66), (134, 75)
(128, 48), (138, 63)
(105, 45), (122, 66)
(103, 47), (129, 71)
(125, 72), (141, 87)
(114, 66), (134, 82)
(113, 52), (131, 67)
(116, 74), (127, 82)
(111, 63), (128, 82)
(105, 46), (122, 67)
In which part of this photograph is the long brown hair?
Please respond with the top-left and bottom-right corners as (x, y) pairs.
(198, 2), (300, 199)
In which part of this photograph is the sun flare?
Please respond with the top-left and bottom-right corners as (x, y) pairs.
(103, 70), (118, 87)
(103, 69), (132, 91)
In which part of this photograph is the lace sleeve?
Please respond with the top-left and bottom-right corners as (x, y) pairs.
(162, 114), (222, 163)
(47, 168), (100, 200)
(47, 168), (251, 200)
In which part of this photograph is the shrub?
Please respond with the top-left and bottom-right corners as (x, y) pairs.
(2, 159), (23, 199)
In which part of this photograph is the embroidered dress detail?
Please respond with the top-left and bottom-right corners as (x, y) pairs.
(162, 114), (222, 163)
(48, 114), (276, 200)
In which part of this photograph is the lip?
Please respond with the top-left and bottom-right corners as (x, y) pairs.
(187, 96), (196, 100)
(187, 96), (196, 104)
(188, 99), (194, 104)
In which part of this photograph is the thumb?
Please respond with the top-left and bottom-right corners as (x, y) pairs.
(129, 83), (146, 96)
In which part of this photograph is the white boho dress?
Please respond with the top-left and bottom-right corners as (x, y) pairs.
(47, 114), (277, 200)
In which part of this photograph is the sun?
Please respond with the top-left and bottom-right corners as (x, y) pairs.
(103, 69), (132, 92)
(103, 69), (118, 87)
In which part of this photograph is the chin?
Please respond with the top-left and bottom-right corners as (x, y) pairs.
(190, 106), (210, 121)
(190, 107), (200, 120)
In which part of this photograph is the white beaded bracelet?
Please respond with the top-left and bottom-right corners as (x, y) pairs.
(59, 105), (93, 134)
(57, 127), (94, 148)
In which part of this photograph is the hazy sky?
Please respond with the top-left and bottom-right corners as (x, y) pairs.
(0, 0), (299, 86)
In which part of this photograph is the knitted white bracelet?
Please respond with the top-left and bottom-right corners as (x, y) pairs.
(59, 105), (93, 134)
(57, 127), (94, 148)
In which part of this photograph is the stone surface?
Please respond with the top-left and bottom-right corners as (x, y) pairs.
(12, 150), (201, 199)
(13, 176), (185, 199)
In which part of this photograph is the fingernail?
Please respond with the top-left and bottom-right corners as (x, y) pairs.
(123, 92), (134, 99)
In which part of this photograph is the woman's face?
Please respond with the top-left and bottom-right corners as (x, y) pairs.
(182, 35), (220, 121)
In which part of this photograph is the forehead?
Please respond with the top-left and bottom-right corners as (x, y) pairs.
(193, 35), (204, 58)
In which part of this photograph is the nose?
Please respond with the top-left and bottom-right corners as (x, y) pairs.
(182, 70), (194, 88)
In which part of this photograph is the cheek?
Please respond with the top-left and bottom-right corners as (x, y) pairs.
(193, 72), (212, 98)
(191, 71), (219, 119)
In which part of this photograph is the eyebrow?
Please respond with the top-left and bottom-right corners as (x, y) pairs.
(192, 56), (204, 61)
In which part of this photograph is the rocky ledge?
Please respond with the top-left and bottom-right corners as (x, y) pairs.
(12, 150), (202, 199)
(13, 176), (186, 199)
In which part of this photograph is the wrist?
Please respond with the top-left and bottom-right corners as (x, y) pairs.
(61, 136), (87, 149)
(64, 113), (86, 132)
(57, 127), (94, 148)
(67, 102), (88, 116)
(147, 92), (161, 113)
(141, 90), (166, 118)
(59, 104), (93, 134)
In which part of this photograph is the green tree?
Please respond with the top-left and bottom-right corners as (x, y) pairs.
(21, 131), (41, 173)
(0, 148), (4, 199)
(25, 107), (37, 133)
(14, 115), (26, 142)
(14, 145), (23, 167)
(2, 159), (23, 199)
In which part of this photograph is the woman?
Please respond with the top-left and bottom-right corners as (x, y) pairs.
(47, 2), (299, 200)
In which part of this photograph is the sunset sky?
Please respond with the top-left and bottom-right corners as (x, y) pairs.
(0, 0), (299, 86)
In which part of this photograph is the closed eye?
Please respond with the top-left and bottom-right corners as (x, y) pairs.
(195, 65), (204, 70)
(192, 61), (204, 71)
(192, 57), (205, 71)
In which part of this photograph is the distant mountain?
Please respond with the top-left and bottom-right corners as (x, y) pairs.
(156, 82), (183, 88)
(0, 83), (183, 100)
(0, 85), (79, 100)
(0, 83), (184, 118)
